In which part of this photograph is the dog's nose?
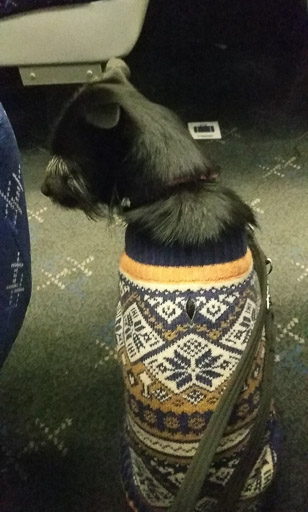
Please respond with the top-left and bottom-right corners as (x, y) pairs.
(41, 181), (50, 197)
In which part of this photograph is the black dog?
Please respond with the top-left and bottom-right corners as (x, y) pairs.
(42, 58), (278, 512)
(41, 59), (255, 245)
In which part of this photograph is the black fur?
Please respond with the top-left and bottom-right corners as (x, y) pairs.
(42, 59), (256, 244)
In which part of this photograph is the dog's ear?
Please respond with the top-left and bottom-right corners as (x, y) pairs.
(52, 60), (131, 136)
(76, 58), (130, 129)
(84, 102), (121, 130)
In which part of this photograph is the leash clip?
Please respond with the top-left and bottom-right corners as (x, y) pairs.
(247, 223), (255, 234)
(266, 283), (272, 311)
(266, 258), (273, 310)
(266, 258), (273, 275)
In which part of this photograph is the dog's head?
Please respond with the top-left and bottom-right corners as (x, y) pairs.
(41, 59), (132, 217)
(42, 58), (216, 219)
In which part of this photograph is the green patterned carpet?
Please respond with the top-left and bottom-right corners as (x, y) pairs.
(0, 115), (307, 511)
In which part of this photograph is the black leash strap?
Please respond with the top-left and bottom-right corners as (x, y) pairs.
(214, 235), (275, 512)
(168, 232), (274, 512)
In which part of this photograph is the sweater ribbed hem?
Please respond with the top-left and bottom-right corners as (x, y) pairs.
(125, 226), (247, 268)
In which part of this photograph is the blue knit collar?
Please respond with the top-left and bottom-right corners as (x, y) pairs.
(124, 225), (247, 267)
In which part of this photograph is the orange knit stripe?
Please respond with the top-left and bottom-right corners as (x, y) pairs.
(120, 249), (253, 284)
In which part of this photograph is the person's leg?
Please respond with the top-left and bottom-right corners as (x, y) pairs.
(0, 103), (31, 367)
(0, 104), (32, 509)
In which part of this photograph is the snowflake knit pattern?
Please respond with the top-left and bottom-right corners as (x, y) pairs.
(116, 226), (278, 512)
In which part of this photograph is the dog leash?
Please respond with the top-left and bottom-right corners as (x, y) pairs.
(213, 232), (275, 512)
(168, 229), (275, 512)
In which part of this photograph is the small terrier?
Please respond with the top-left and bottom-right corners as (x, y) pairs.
(42, 59), (278, 512)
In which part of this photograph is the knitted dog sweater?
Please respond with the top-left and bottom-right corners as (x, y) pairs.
(116, 226), (278, 512)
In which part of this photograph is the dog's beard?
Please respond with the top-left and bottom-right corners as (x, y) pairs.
(41, 155), (109, 219)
